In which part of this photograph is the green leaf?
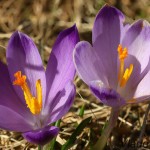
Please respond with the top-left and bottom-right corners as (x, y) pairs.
(38, 145), (42, 150)
(78, 104), (85, 117)
(61, 117), (92, 150)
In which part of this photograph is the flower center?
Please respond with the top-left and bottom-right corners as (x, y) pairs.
(117, 44), (133, 87)
(13, 71), (42, 115)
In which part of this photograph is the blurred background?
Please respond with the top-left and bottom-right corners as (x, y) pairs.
(0, 0), (150, 149)
(0, 0), (150, 61)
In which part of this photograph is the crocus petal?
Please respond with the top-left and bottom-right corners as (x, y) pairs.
(0, 105), (33, 132)
(22, 126), (59, 145)
(121, 20), (150, 96)
(93, 4), (125, 43)
(132, 71), (150, 102)
(45, 81), (75, 124)
(117, 54), (141, 101)
(122, 20), (150, 73)
(6, 31), (46, 103)
(121, 23), (130, 42)
(92, 5), (124, 89)
(73, 41), (108, 85)
(45, 25), (79, 108)
(0, 61), (33, 120)
(89, 80), (126, 107)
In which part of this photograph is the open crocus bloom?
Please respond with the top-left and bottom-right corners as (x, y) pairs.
(0, 25), (79, 145)
(73, 4), (150, 108)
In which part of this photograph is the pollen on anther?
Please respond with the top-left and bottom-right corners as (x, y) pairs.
(117, 44), (122, 53)
(13, 71), (26, 86)
(117, 44), (133, 87)
(13, 71), (43, 115)
(118, 46), (128, 60)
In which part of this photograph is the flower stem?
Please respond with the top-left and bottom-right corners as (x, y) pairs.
(93, 107), (120, 150)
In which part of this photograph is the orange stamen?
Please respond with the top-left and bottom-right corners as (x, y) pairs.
(117, 45), (133, 87)
(13, 71), (42, 115)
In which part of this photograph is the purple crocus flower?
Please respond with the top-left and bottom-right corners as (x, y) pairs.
(0, 25), (79, 145)
(73, 4), (150, 108)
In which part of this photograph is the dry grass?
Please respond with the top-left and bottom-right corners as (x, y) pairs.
(0, 0), (150, 149)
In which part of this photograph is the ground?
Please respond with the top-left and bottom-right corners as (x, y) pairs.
(0, 0), (150, 149)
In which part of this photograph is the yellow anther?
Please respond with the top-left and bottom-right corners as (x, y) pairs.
(117, 44), (133, 88)
(118, 59), (124, 81)
(36, 79), (42, 111)
(120, 64), (133, 87)
(117, 44), (122, 53)
(13, 71), (42, 115)
(117, 44), (128, 60)
(13, 71), (26, 86)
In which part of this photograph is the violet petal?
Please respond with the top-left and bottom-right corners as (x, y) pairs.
(73, 41), (108, 86)
(132, 71), (150, 102)
(22, 126), (59, 145)
(121, 20), (150, 99)
(0, 105), (33, 132)
(117, 54), (141, 101)
(45, 25), (79, 109)
(122, 20), (150, 73)
(93, 4), (125, 43)
(6, 31), (46, 104)
(89, 81), (126, 107)
(92, 5), (124, 89)
(46, 81), (75, 124)
(0, 61), (33, 120)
